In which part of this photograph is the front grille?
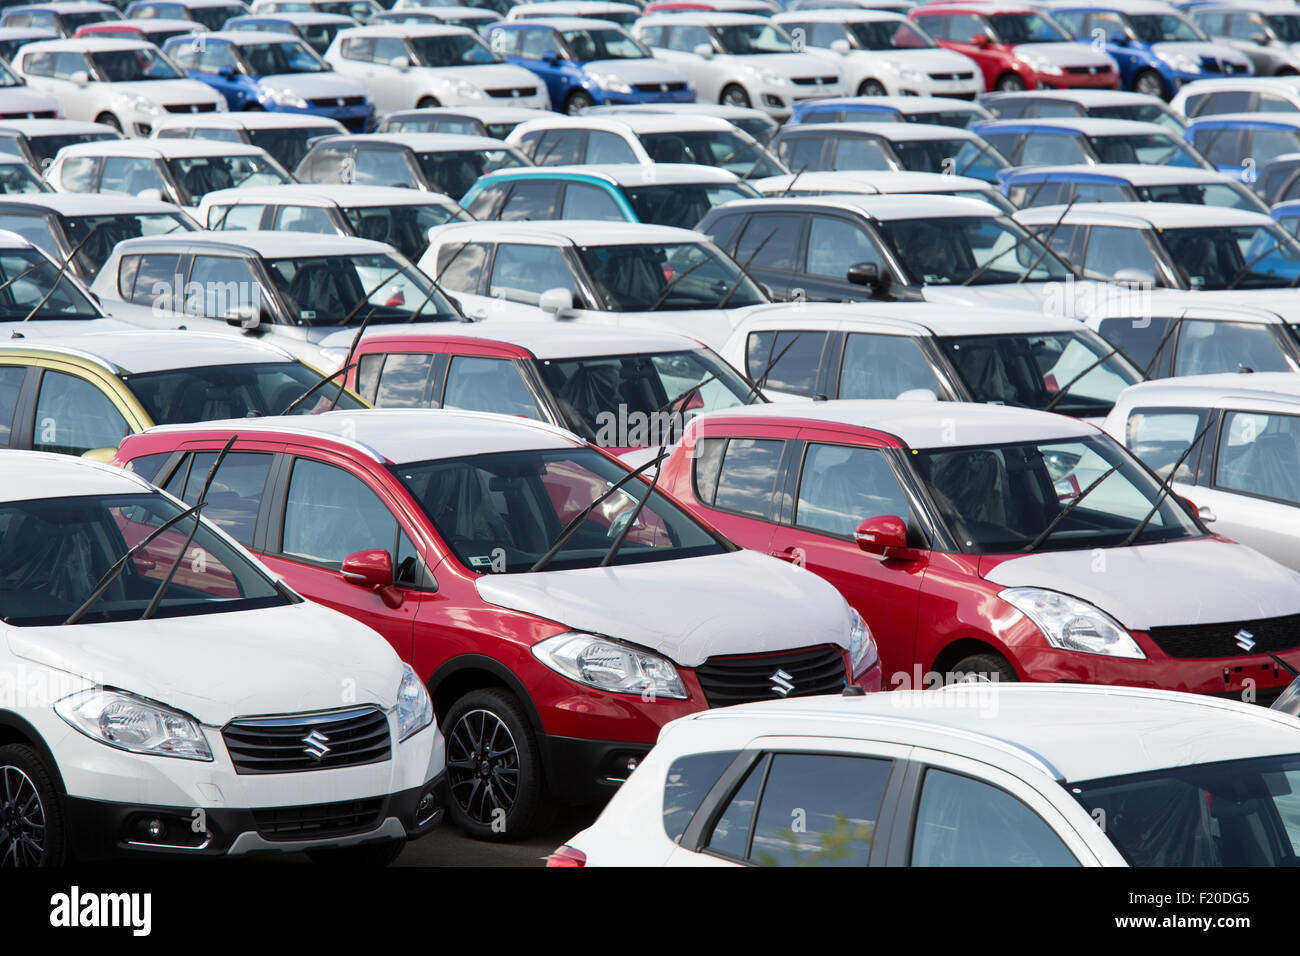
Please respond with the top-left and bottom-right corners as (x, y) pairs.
(633, 81), (688, 93)
(942, 91), (978, 101)
(340, 114), (367, 131)
(0, 109), (54, 119)
(222, 707), (391, 774)
(1199, 56), (1243, 74)
(250, 798), (384, 841)
(310, 95), (365, 108)
(1064, 65), (1110, 75)
(791, 75), (838, 86)
(1145, 613), (1300, 660)
(695, 645), (847, 707)
(486, 86), (537, 99)
(164, 102), (218, 113)
(928, 71), (974, 81)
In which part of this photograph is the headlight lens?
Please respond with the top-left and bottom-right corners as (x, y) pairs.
(533, 631), (687, 700)
(1157, 51), (1200, 73)
(848, 607), (878, 676)
(395, 663), (433, 741)
(759, 70), (789, 87)
(899, 67), (926, 84)
(129, 95), (165, 116)
(1000, 587), (1145, 659)
(55, 689), (212, 761)
(455, 79), (485, 100)
(590, 71), (633, 94)
(1021, 55), (1063, 76)
(264, 87), (309, 108)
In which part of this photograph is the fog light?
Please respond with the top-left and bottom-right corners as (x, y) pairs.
(145, 819), (164, 840)
(415, 789), (439, 828)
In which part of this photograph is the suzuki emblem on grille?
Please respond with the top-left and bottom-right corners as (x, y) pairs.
(512, 88), (521, 97)
(302, 729), (331, 760)
(1235, 629), (1256, 652)
(770, 669), (795, 697)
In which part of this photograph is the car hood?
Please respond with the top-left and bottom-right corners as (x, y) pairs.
(421, 63), (540, 89)
(727, 51), (837, 79)
(1012, 42), (1114, 69)
(583, 57), (689, 84)
(1150, 41), (1251, 70)
(0, 86), (59, 115)
(110, 78), (225, 106)
(982, 537), (1300, 630)
(257, 71), (368, 98)
(6, 600), (403, 726)
(870, 48), (977, 72)
(475, 550), (853, 667)
(920, 281), (1106, 320)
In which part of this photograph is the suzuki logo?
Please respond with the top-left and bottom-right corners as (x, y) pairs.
(302, 729), (331, 760)
(770, 669), (795, 697)
(511, 88), (521, 97)
(1235, 629), (1256, 652)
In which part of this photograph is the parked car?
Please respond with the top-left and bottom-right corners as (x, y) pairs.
(221, 11), (356, 56)
(505, 113), (787, 177)
(375, 6), (502, 34)
(198, 182), (469, 260)
(12, 37), (226, 137)
(125, 0), (250, 31)
(249, 0), (380, 25)
(45, 139), (292, 206)
(720, 302), (1142, 417)
(790, 0), (916, 10)
(749, 168), (1017, 211)
(789, 94), (992, 129)
(112, 408), (880, 838)
(554, 683), (1300, 866)
(483, 17), (694, 114)
(507, 2), (642, 29)
(908, 2), (1119, 92)
(974, 116), (1211, 168)
(1173, 74), (1300, 117)
(151, 110), (347, 168)
(0, 2), (123, 38)
(0, 227), (117, 335)
(1272, 196), (1300, 236)
(632, 12), (845, 119)
(162, 30), (372, 130)
(0, 118), (120, 170)
(1184, 1), (1300, 77)
(323, 24), (551, 114)
(0, 153), (52, 192)
(1000, 163), (1268, 211)
(981, 88), (1184, 132)
(74, 15), (207, 47)
(0, 57), (61, 123)
(769, 120), (1010, 183)
(1255, 153), (1300, 206)
(294, 132), (531, 200)
(459, 163), (758, 229)
(579, 101), (778, 142)
(0, 26), (58, 64)
(1184, 112), (1300, 178)
(375, 105), (552, 138)
(418, 220), (768, 349)
(89, 231), (463, 367)
(771, 9), (982, 99)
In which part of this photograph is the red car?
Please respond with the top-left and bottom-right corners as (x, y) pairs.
(114, 408), (878, 839)
(75, 18), (205, 48)
(910, 2), (1118, 92)
(658, 400), (1300, 701)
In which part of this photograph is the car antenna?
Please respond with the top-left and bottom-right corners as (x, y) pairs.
(1119, 414), (1217, 548)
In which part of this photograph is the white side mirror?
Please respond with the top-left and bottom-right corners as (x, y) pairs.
(1112, 267), (1154, 286)
(538, 286), (575, 317)
(224, 304), (260, 330)
(390, 56), (410, 72)
(692, 43), (714, 59)
(70, 71), (89, 88)
(830, 38), (851, 55)
(137, 188), (162, 201)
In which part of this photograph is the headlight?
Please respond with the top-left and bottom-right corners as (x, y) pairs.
(759, 70), (789, 87)
(55, 689), (212, 761)
(455, 79), (485, 100)
(214, 98), (228, 112)
(899, 67), (926, 85)
(589, 71), (633, 94)
(848, 607), (878, 676)
(1000, 587), (1145, 659)
(395, 663), (433, 741)
(1157, 51), (1200, 73)
(1021, 56), (1063, 76)
(264, 87), (309, 109)
(533, 631), (687, 700)
(128, 95), (165, 116)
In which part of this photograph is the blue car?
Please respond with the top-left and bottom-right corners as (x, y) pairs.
(483, 17), (694, 115)
(974, 117), (1214, 169)
(999, 162), (1268, 212)
(1050, 1), (1252, 99)
(789, 95), (993, 130)
(1271, 198), (1300, 237)
(221, 12), (356, 56)
(1184, 113), (1300, 180)
(163, 31), (372, 130)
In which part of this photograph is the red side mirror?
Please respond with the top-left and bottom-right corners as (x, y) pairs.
(970, 33), (990, 47)
(854, 516), (921, 561)
(342, 549), (404, 608)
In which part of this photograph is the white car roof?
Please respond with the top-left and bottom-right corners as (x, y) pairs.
(235, 10), (354, 21)
(774, 7), (906, 20)
(1016, 201), (1275, 229)
(0, 449), (152, 503)
(752, 169), (995, 195)
(323, 132), (513, 151)
(715, 193), (1002, 221)
(428, 218), (704, 246)
(0, 119), (116, 136)
(795, 120), (981, 142)
(336, 22), (474, 38)
(1007, 163), (1241, 186)
(586, 102), (772, 123)
(506, 15), (625, 29)
(511, 1), (640, 12)
(1112, 372), (1300, 410)
(697, 398), (1097, 448)
(0, 193), (192, 216)
(795, 94), (987, 113)
(19, 36), (162, 52)
(201, 182), (456, 206)
(18, 2), (120, 11)
(118, 16), (206, 28)
(363, 320), (706, 358)
(152, 112), (345, 132)
(732, 301), (1088, 337)
(979, 117), (1177, 137)
(512, 112), (740, 137)
(488, 162), (741, 186)
(988, 88), (1174, 108)
(636, 11), (773, 26)
(1178, 75), (1300, 94)
(1088, 289), (1289, 323)
(387, 106), (549, 123)
(0, 329), (295, 373)
(112, 228), (398, 257)
(55, 138), (272, 159)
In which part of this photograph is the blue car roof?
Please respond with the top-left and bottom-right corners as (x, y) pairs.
(1002, 168), (1127, 184)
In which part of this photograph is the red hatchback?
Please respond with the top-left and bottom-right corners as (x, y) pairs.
(114, 409), (878, 839)
(659, 400), (1300, 702)
(910, 2), (1118, 93)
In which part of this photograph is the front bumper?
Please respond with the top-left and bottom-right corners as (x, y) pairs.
(594, 85), (695, 106)
(266, 99), (373, 131)
(1037, 70), (1120, 90)
(755, 82), (846, 118)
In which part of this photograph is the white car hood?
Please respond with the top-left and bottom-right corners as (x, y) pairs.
(873, 48), (977, 73)
(728, 51), (836, 79)
(584, 57), (689, 84)
(475, 550), (852, 667)
(0, 86), (59, 115)
(7, 600), (403, 726)
(1150, 41), (1250, 70)
(983, 537), (1300, 630)
(1012, 42), (1113, 69)
(259, 71), (367, 98)
(111, 78), (225, 107)
(920, 281), (1105, 320)
(422, 63), (540, 89)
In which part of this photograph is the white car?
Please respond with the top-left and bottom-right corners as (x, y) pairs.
(150, 110), (347, 170)
(250, 0), (382, 25)
(507, 1), (641, 29)
(13, 37), (226, 137)
(552, 683), (1300, 866)
(634, 12), (845, 119)
(0, 2), (122, 38)
(324, 23), (549, 112)
(0, 451), (445, 865)
(579, 100), (779, 143)
(749, 169), (1016, 213)
(772, 9), (981, 99)
(418, 219), (769, 350)
(1172, 74), (1300, 118)
(0, 118), (121, 171)
(0, 226), (126, 336)
(44, 138), (292, 205)
(0, 57), (61, 121)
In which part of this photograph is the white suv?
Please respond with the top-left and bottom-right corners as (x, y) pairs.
(0, 451), (445, 865)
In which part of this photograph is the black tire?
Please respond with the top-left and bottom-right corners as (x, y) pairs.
(417, 96), (440, 109)
(443, 688), (553, 842)
(945, 652), (1019, 686)
(1132, 68), (1165, 99)
(563, 89), (595, 114)
(857, 79), (886, 96)
(993, 72), (1026, 92)
(720, 83), (751, 108)
(0, 743), (65, 867)
(95, 112), (121, 132)
(306, 839), (405, 867)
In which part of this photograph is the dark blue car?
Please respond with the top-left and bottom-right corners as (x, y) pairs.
(999, 162), (1268, 211)
(1184, 113), (1300, 180)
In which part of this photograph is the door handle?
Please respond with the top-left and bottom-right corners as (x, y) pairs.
(768, 547), (805, 566)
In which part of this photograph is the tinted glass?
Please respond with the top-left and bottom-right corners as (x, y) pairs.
(714, 437), (783, 518)
(282, 458), (397, 565)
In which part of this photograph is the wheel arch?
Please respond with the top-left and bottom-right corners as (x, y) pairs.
(426, 654), (545, 738)
(0, 711), (66, 796)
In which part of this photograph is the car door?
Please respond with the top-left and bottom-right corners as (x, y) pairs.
(659, 23), (722, 103)
(367, 36), (418, 111)
(504, 26), (569, 105)
(731, 211), (808, 300)
(683, 430), (789, 556)
(483, 240), (586, 320)
(800, 213), (893, 301)
(352, 143), (421, 189)
(23, 365), (134, 457)
(40, 51), (97, 122)
(196, 40), (249, 109)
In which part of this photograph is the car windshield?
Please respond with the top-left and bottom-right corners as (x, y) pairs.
(1089, 103), (1184, 134)
(409, 31), (500, 65)
(890, 137), (1008, 182)
(185, 4), (246, 29)
(1069, 753), (1300, 866)
(126, 361), (365, 422)
(988, 12), (1068, 43)
(938, 330), (1142, 417)
(621, 181), (757, 229)
(25, 132), (118, 168)
(296, 21), (343, 53)
(533, 348), (756, 446)
(847, 19), (936, 50)
(639, 129), (786, 177)
(0, 492), (288, 627)
(89, 46), (182, 81)
(64, 212), (195, 276)
(913, 433), (1202, 554)
(64, 10), (122, 31)
(913, 110), (984, 129)
(248, 126), (338, 171)
(0, 162), (47, 194)
(1135, 181), (1268, 214)
(577, 241), (765, 311)
(1126, 12), (1204, 43)
(166, 153), (290, 203)
(1090, 132), (1210, 169)
(340, 201), (469, 259)
(416, 147), (527, 199)
(144, 27), (195, 45)
(1159, 223), (1300, 289)
(392, 447), (726, 573)
(238, 39), (329, 74)
(1267, 14), (1300, 43)
(0, 248), (100, 319)
(876, 215), (1073, 285)
(713, 22), (794, 54)
(265, 251), (458, 326)
(561, 27), (650, 59)
(0, 60), (20, 87)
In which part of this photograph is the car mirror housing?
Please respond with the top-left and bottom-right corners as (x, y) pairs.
(693, 42), (715, 59)
(390, 55), (410, 72)
(855, 515), (922, 561)
(539, 286), (575, 317)
(342, 549), (404, 608)
(830, 38), (850, 56)
(223, 303), (261, 330)
(70, 70), (89, 87)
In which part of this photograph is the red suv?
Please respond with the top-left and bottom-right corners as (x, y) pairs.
(658, 400), (1300, 701)
(910, 2), (1118, 93)
(114, 409), (878, 839)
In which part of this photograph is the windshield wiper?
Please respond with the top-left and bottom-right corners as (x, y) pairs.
(956, 141), (1002, 177)
(17, 221), (107, 322)
(1020, 460), (1123, 553)
(1142, 310), (1186, 379)
(780, 164), (809, 196)
(644, 251), (720, 311)
(716, 227), (775, 308)
(1041, 341), (1128, 413)
(963, 198), (1077, 287)
(1119, 415), (1214, 547)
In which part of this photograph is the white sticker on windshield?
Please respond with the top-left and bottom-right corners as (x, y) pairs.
(301, 310), (316, 319)
(468, 555), (494, 568)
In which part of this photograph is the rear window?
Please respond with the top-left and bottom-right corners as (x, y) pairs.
(662, 751), (739, 842)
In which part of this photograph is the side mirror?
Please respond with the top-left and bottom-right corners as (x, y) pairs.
(136, 187), (162, 201)
(81, 446), (119, 463)
(1251, 32), (1271, 45)
(70, 70), (89, 87)
(541, 50), (561, 65)
(223, 303), (260, 330)
(829, 38), (851, 56)
(969, 33), (990, 48)
(693, 42), (715, 59)
(846, 261), (892, 297)
(538, 286), (575, 317)
(342, 548), (405, 608)
(390, 55), (410, 71)
(1110, 32), (1129, 46)
(854, 515), (922, 561)
(1181, 496), (1216, 523)
(217, 64), (236, 79)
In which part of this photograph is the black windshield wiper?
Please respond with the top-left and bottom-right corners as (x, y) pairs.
(1120, 415), (1214, 547)
(1041, 341), (1128, 413)
(780, 164), (809, 196)
(740, 334), (798, 403)
(963, 199), (1076, 287)
(1142, 310), (1186, 379)
(716, 228), (774, 308)
(645, 252), (719, 312)
(1020, 461), (1123, 553)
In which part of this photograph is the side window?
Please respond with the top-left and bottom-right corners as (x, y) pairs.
(99, 156), (166, 197)
(487, 242), (574, 305)
(167, 44), (199, 70)
(442, 355), (542, 419)
(1216, 410), (1300, 504)
(58, 156), (99, 193)
(1095, 315), (1172, 374)
(839, 333), (943, 401)
(297, 145), (352, 182)
(713, 437), (784, 519)
(129, 252), (184, 307)
(979, 132), (1022, 165)
(1124, 407), (1207, 481)
(0, 365), (25, 447)
(531, 129), (585, 165)
(1174, 319), (1293, 376)
(272, 204), (337, 233)
(464, 182), (509, 219)
(735, 213), (805, 274)
(910, 769), (1079, 867)
(1080, 225), (1160, 281)
(669, 24), (713, 52)
(372, 37), (410, 62)
(704, 757), (762, 858)
(185, 255), (259, 319)
(124, 451), (174, 484)
(436, 240), (490, 293)
(691, 436), (726, 505)
(833, 136), (894, 171)
(498, 180), (562, 221)
(32, 371), (129, 456)
(172, 451), (272, 546)
(778, 134), (827, 172)
(369, 352), (438, 407)
(560, 182), (623, 221)
(637, 25), (667, 47)
(808, 22), (843, 47)
(663, 750), (740, 843)
(911, 14), (947, 39)
(1019, 133), (1089, 166)
(1193, 127), (1247, 167)
(354, 146), (416, 188)
(1257, 93), (1298, 114)
(796, 443), (912, 537)
(21, 51), (54, 76)
(281, 458), (398, 566)
(746, 329), (828, 395)
(209, 203), (266, 230)
(704, 212), (745, 254)
(1008, 180), (1067, 207)
(585, 130), (638, 165)
(487, 29), (522, 56)
(942, 14), (989, 42)
(197, 42), (238, 73)
(52, 52), (89, 80)
(519, 28), (561, 58)
(805, 215), (883, 280)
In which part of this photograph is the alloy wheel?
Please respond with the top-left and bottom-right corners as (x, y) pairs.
(446, 709), (520, 825)
(0, 765), (45, 867)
